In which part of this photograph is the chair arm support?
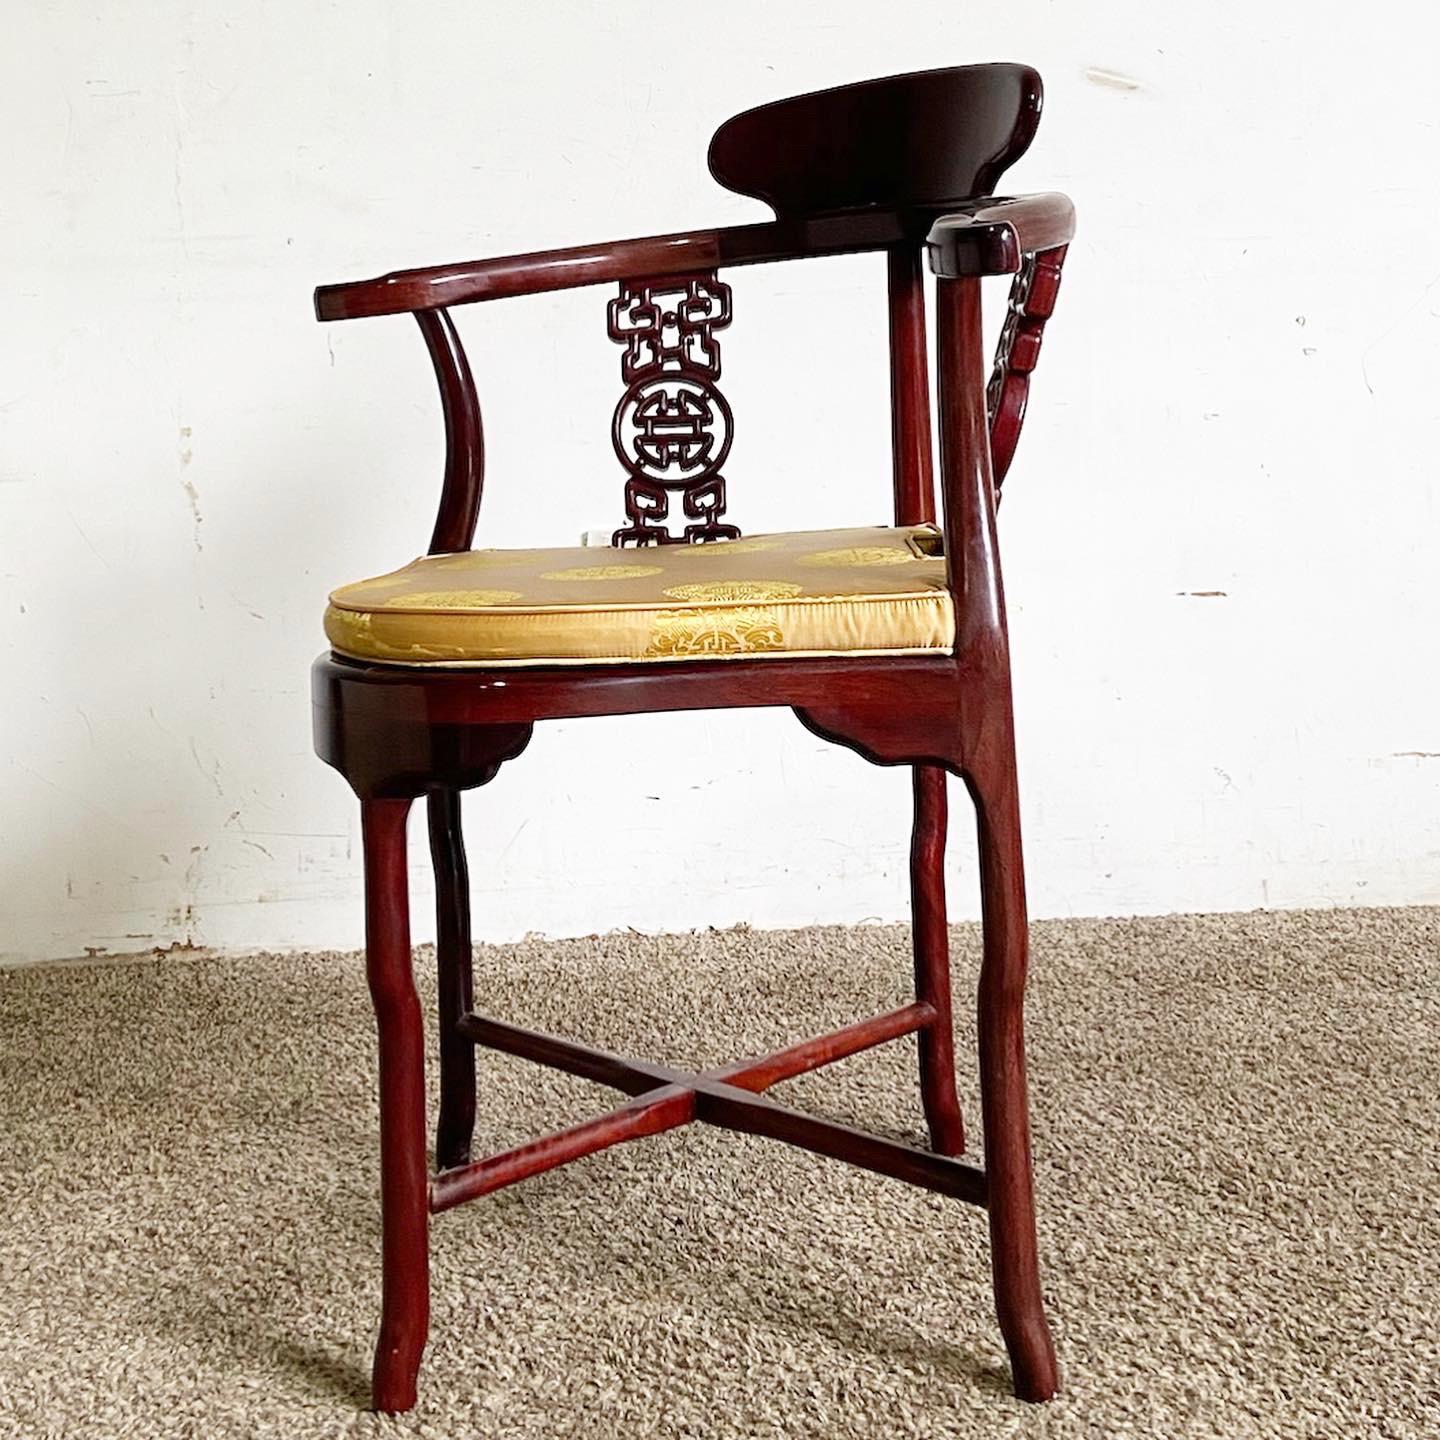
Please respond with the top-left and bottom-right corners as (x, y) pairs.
(315, 210), (924, 321)
(986, 245), (1068, 489)
(924, 194), (1075, 278)
(418, 310), (485, 555)
(930, 194), (1075, 488)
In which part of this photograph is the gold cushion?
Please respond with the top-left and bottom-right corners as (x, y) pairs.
(324, 524), (953, 667)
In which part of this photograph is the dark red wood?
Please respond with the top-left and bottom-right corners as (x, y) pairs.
(430, 1084), (695, 1213)
(316, 653), (972, 801)
(939, 276), (1058, 1402)
(362, 797), (429, 1413)
(316, 691), (534, 800)
(312, 194), (1073, 324)
(694, 1080), (987, 1206)
(428, 789), (475, 1170)
(314, 212), (911, 320)
(968, 753), (1058, 1402)
(608, 271), (738, 545)
(441, 1005), (984, 1209)
(886, 243), (935, 527)
(454, 1011), (676, 1095)
(715, 1002), (933, 1091)
(416, 308), (484, 555)
(987, 246), (1068, 490)
(460, 1003), (933, 1099)
(887, 238), (964, 1159)
(311, 64), (1073, 1412)
(421, 294), (484, 1166)
(318, 651), (954, 731)
(910, 765), (966, 1155)
(708, 65), (1042, 222)
(936, 279), (1004, 670)
(925, 194), (1076, 278)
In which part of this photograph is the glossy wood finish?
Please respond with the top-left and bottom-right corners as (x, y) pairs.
(608, 270), (738, 544)
(937, 278), (1006, 668)
(317, 654), (961, 798)
(939, 276), (1057, 1401)
(987, 246), (1068, 490)
(717, 1001), (933, 1091)
(886, 243), (936, 526)
(438, 1002), (987, 1212)
(451, 1002), (932, 1099)
(886, 242), (965, 1158)
(969, 754), (1057, 1401)
(416, 309), (484, 555)
(315, 212), (914, 320)
(454, 1010), (676, 1093)
(427, 789), (475, 1170)
(312, 64), (1073, 1413)
(708, 65), (1042, 221)
(697, 1083), (987, 1207)
(361, 798), (429, 1413)
(926, 194), (1075, 278)
(911, 765), (966, 1155)
(430, 1084), (695, 1213)
(313, 195), (1073, 323)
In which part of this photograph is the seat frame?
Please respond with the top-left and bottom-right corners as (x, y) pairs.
(312, 65), (1074, 1414)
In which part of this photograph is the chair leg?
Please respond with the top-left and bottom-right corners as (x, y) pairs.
(910, 764), (966, 1156)
(967, 756), (1059, 1403)
(361, 797), (430, 1414)
(428, 788), (477, 1170)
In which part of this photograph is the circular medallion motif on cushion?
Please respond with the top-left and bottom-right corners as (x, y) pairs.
(386, 589), (524, 608)
(663, 581), (804, 603)
(797, 546), (916, 568)
(540, 564), (664, 582)
(690, 536), (783, 556)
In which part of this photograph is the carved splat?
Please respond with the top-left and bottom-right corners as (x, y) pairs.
(608, 272), (740, 545)
(986, 245), (1067, 490)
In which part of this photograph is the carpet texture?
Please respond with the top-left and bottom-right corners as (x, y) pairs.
(0, 908), (1436, 1438)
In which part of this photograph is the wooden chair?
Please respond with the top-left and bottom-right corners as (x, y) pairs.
(311, 63), (1074, 1413)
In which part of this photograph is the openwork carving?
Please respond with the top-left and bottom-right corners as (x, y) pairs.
(986, 245), (1068, 490)
(608, 272), (740, 545)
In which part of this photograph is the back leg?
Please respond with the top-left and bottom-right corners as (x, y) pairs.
(428, 788), (476, 1170)
(910, 764), (966, 1155)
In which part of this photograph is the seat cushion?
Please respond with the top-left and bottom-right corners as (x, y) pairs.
(324, 524), (953, 667)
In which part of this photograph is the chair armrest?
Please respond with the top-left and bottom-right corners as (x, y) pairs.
(925, 194), (1075, 278)
(315, 210), (923, 321)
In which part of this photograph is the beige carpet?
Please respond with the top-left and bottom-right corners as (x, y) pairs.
(1, 908), (1437, 1438)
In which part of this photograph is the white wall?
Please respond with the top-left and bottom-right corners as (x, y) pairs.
(3, 2), (1439, 965)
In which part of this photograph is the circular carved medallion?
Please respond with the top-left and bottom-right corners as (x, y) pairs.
(612, 375), (733, 486)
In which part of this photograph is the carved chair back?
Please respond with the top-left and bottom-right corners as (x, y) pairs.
(708, 63), (1042, 220)
(315, 64), (1071, 564)
(611, 63), (1048, 546)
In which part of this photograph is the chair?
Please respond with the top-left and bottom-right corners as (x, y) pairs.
(311, 63), (1074, 1412)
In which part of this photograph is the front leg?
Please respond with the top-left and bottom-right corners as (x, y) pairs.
(965, 752), (1058, 1402)
(362, 797), (430, 1412)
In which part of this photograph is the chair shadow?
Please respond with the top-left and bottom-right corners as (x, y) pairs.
(269, 1339), (372, 1408)
(438, 1115), (1013, 1399)
(734, 1284), (1014, 1395)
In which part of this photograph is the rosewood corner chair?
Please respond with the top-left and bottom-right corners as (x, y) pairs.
(311, 63), (1074, 1413)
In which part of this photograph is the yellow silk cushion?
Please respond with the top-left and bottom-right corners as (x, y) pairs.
(324, 525), (953, 667)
